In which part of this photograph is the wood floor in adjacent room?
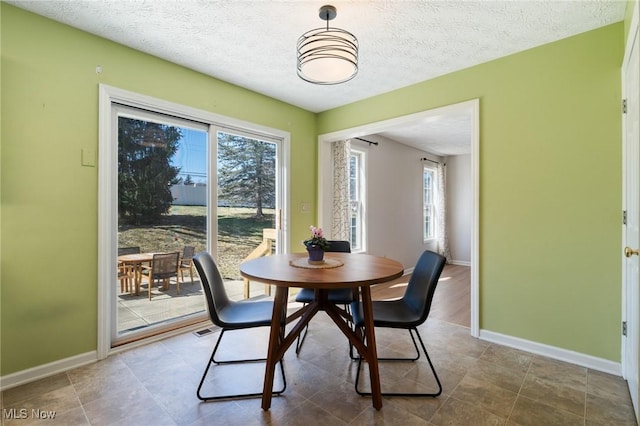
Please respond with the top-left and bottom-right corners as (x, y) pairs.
(370, 263), (471, 328)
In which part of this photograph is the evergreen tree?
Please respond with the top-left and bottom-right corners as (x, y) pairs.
(118, 117), (182, 225)
(217, 133), (276, 218)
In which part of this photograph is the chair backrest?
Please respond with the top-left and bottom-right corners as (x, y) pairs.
(181, 245), (195, 266)
(402, 250), (446, 325)
(118, 246), (141, 256)
(192, 251), (231, 327)
(151, 252), (180, 279)
(326, 240), (351, 253)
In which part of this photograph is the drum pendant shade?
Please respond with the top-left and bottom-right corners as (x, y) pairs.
(297, 5), (358, 85)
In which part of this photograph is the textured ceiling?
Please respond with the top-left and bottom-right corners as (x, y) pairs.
(9, 0), (626, 155)
(375, 109), (472, 156)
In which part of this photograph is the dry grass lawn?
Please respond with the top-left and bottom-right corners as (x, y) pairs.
(118, 206), (275, 279)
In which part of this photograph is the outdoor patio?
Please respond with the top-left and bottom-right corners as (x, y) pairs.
(117, 276), (275, 333)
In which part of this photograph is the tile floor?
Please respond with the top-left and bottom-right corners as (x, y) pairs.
(2, 312), (637, 425)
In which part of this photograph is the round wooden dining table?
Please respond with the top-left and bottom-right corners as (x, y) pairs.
(239, 252), (404, 411)
(117, 252), (155, 295)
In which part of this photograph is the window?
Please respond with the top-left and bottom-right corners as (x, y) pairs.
(349, 150), (364, 251)
(423, 166), (436, 241)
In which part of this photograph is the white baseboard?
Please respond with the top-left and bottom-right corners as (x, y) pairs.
(0, 351), (97, 391)
(479, 330), (621, 376)
(0, 321), (211, 391)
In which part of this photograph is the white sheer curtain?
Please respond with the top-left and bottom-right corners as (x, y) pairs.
(332, 140), (351, 241)
(436, 163), (451, 262)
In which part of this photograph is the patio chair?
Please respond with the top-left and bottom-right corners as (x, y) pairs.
(117, 247), (140, 294)
(351, 249), (446, 397)
(179, 245), (196, 284)
(117, 263), (134, 294)
(294, 240), (354, 355)
(141, 252), (180, 300)
(118, 246), (141, 256)
(192, 251), (286, 400)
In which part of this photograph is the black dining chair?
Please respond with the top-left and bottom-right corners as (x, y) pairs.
(294, 240), (354, 355)
(350, 249), (446, 397)
(192, 251), (286, 401)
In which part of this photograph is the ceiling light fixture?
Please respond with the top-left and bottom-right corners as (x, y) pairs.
(297, 5), (358, 85)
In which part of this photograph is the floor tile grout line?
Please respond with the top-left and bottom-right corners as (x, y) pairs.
(66, 371), (91, 425)
(428, 391), (452, 423)
(471, 340), (517, 423)
(120, 352), (180, 425)
(504, 348), (533, 425)
(510, 355), (594, 424)
(583, 368), (589, 426)
(428, 341), (477, 425)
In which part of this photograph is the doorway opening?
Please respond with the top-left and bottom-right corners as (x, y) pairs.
(317, 99), (479, 336)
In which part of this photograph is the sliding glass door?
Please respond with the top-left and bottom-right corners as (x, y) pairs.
(114, 106), (209, 344)
(216, 128), (279, 299)
(104, 95), (287, 348)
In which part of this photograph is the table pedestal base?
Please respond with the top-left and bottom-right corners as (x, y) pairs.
(261, 286), (382, 410)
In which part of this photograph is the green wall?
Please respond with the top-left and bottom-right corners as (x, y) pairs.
(0, 4), (316, 375)
(319, 23), (623, 361)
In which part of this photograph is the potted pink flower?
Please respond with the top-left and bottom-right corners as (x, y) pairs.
(303, 226), (328, 263)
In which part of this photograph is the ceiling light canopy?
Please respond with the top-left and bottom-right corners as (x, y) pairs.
(297, 5), (358, 85)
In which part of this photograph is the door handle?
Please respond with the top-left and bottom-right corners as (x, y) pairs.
(625, 247), (640, 257)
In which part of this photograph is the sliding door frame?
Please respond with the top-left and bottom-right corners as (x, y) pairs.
(98, 84), (290, 358)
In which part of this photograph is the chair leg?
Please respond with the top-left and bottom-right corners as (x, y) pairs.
(370, 328), (421, 362)
(197, 328), (287, 401)
(295, 323), (309, 355)
(354, 327), (442, 397)
(296, 303), (355, 357)
(345, 305), (357, 360)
